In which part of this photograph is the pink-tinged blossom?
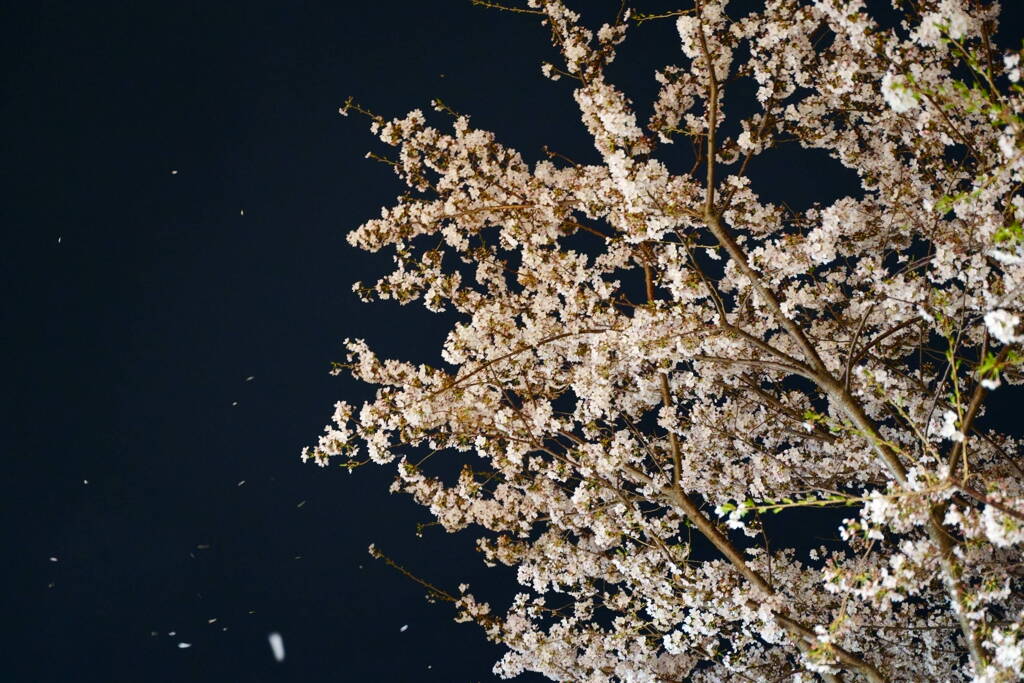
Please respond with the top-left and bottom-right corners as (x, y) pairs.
(307, 2), (1024, 680)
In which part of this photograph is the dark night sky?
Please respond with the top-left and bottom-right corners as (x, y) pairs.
(3, 2), (1022, 682)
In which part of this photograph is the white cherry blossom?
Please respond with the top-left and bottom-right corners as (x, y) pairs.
(310, 2), (1024, 680)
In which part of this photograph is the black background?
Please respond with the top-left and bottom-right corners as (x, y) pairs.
(4, 2), (1022, 682)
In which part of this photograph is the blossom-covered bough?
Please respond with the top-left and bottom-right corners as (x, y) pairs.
(306, 1), (1024, 680)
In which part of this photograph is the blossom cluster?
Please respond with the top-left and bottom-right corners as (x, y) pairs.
(310, 1), (1024, 680)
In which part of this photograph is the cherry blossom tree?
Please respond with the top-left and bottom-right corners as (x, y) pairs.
(305, 1), (1024, 679)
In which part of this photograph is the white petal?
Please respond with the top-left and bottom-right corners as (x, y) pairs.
(268, 632), (285, 662)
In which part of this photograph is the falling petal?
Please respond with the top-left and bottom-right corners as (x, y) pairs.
(268, 632), (285, 662)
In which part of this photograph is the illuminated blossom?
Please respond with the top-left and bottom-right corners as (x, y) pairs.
(310, 2), (1024, 680)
